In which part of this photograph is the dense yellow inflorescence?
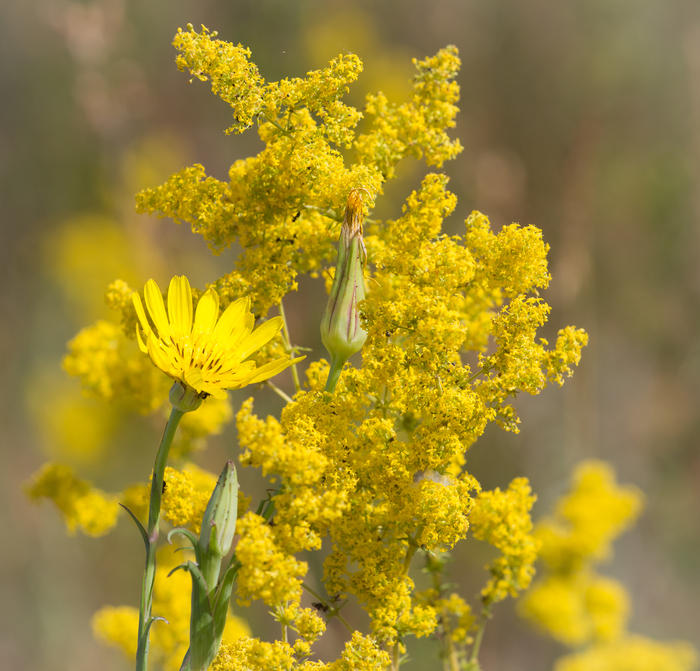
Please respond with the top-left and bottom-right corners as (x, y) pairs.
(519, 460), (644, 646)
(553, 635), (699, 671)
(25, 463), (120, 537)
(470, 478), (540, 604)
(519, 461), (697, 671)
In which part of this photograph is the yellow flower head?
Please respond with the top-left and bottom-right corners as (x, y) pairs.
(133, 276), (302, 400)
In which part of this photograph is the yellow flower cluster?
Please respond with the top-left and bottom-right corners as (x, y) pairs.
(212, 631), (390, 671)
(160, 465), (216, 533)
(45, 26), (595, 668)
(520, 461), (698, 671)
(521, 573), (630, 645)
(554, 635), (698, 671)
(538, 460), (645, 572)
(63, 319), (169, 415)
(235, 511), (308, 607)
(24, 458), (237, 543)
(25, 463), (119, 537)
(354, 46), (463, 179)
(469, 478), (539, 604)
(519, 461), (643, 645)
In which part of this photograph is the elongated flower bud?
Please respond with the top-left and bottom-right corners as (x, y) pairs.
(168, 461), (239, 671)
(321, 190), (368, 392)
(199, 460), (238, 559)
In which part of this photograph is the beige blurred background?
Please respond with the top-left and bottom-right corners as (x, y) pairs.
(1, 0), (699, 669)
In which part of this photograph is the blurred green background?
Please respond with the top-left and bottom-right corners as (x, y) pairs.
(2, 0), (699, 669)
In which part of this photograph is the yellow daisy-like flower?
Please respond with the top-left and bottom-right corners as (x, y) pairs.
(133, 276), (301, 401)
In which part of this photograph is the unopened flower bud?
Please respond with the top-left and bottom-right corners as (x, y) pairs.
(199, 460), (238, 558)
(321, 190), (369, 392)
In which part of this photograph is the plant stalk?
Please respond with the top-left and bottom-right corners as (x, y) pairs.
(136, 406), (185, 671)
(279, 299), (301, 393)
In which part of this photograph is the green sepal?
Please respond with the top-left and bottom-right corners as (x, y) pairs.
(119, 503), (149, 553)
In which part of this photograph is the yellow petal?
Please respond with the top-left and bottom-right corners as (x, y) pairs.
(144, 280), (171, 339)
(194, 288), (220, 334)
(216, 361), (258, 389)
(206, 386), (228, 400)
(227, 312), (255, 350)
(184, 367), (206, 393)
(132, 291), (152, 338)
(212, 296), (249, 342)
(244, 355), (305, 385)
(167, 276), (193, 339)
(185, 367), (229, 400)
(135, 325), (148, 354)
(235, 317), (284, 362)
(147, 332), (177, 378)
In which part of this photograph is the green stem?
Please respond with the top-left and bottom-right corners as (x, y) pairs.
(324, 353), (346, 393)
(278, 299), (301, 393)
(266, 380), (294, 404)
(430, 558), (459, 671)
(469, 605), (492, 665)
(466, 364), (491, 385)
(391, 644), (400, 671)
(389, 537), (421, 671)
(136, 407), (185, 671)
(257, 113), (290, 137)
(301, 583), (353, 632)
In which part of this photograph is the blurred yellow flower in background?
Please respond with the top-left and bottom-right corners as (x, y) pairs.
(133, 276), (303, 400)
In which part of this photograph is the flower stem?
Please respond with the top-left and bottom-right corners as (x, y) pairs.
(136, 406), (185, 671)
(266, 380), (294, 404)
(301, 582), (353, 632)
(278, 299), (301, 393)
(468, 605), (492, 666)
(389, 536), (421, 671)
(324, 353), (345, 393)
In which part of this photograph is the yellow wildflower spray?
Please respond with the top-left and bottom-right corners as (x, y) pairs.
(321, 190), (368, 392)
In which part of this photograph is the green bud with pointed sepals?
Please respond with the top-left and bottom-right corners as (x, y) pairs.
(321, 190), (369, 393)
